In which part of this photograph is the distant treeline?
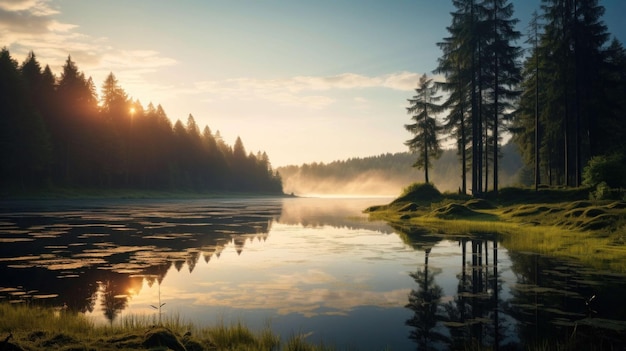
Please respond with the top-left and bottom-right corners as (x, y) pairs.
(277, 142), (525, 195)
(0, 49), (283, 194)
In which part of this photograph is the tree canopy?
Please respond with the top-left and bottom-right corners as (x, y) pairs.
(0, 49), (283, 195)
(425, 0), (625, 195)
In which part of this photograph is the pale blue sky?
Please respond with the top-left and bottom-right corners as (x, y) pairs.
(2, 0), (625, 166)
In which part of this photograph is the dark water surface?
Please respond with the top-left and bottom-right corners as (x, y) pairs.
(1, 197), (625, 350)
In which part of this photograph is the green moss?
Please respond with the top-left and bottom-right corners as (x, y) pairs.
(392, 182), (443, 205)
(398, 202), (420, 212)
(464, 198), (496, 210)
(431, 203), (479, 219)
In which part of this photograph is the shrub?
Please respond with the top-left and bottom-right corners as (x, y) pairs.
(583, 153), (626, 188)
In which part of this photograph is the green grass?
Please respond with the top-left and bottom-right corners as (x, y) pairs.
(0, 303), (329, 351)
(367, 183), (626, 272)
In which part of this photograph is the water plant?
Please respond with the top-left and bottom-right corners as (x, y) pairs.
(150, 281), (166, 325)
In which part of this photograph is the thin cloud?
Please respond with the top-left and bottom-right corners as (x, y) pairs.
(0, 0), (57, 14)
(177, 275), (408, 317)
(1, 0), (178, 109)
(193, 71), (427, 110)
(1, 2), (174, 70)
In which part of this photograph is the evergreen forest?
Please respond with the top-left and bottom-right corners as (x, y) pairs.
(404, 0), (626, 197)
(278, 142), (525, 196)
(0, 51), (283, 195)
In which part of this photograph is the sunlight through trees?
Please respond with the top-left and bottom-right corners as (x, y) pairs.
(0, 50), (282, 194)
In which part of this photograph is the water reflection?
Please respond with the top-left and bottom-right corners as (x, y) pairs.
(405, 247), (446, 349)
(1, 198), (626, 349)
(398, 226), (509, 350)
(505, 251), (626, 349)
(0, 198), (281, 324)
(396, 224), (626, 350)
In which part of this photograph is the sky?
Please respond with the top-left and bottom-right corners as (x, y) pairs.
(2, 0), (626, 167)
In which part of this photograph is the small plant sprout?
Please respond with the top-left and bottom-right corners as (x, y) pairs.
(150, 281), (166, 324)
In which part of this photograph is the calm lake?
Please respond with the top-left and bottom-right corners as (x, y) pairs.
(1, 197), (625, 350)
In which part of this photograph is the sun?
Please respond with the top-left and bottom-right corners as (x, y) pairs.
(129, 106), (136, 115)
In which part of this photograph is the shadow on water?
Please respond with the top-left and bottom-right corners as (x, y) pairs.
(394, 224), (626, 350)
(0, 198), (282, 324)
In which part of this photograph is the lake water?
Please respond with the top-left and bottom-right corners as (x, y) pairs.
(1, 197), (625, 350)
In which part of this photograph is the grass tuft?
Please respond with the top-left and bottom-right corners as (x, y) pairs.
(0, 303), (328, 350)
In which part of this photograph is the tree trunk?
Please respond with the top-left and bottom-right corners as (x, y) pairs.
(492, 0), (499, 195)
(471, 0), (479, 196)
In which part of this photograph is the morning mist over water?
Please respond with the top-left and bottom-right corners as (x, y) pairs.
(277, 145), (526, 197)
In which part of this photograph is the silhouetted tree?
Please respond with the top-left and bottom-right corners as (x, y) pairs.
(405, 74), (444, 183)
(0, 51), (282, 195)
(0, 48), (51, 189)
(436, 0), (490, 195)
(482, 0), (522, 195)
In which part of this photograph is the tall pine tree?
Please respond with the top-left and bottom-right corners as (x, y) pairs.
(405, 74), (444, 184)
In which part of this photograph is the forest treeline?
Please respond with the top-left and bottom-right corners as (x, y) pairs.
(404, 0), (626, 197)
(0, 50), (283, 194)
(277, 142), (525, 196)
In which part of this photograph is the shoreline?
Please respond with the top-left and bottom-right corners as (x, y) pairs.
(0, 188), (294, 201)
(365, 184), (626, 271)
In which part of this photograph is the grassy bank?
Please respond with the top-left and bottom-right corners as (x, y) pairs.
(0, 303), (332, 351)
(365, 183), (626, 271)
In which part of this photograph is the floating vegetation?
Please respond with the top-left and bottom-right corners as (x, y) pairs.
(0, 238), (34, 243)
(32, 294), (59, 299)
(77, 233), (110, 238)
(45, 258), (107, 270)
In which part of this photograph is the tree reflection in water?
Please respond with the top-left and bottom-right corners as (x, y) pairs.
(397, 223), (509, 350)
(405, 247), (447, 350)
(0, 199), (281, 322)
(99, 280), (129, 325)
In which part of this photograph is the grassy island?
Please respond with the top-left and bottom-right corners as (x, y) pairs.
(365, 183), (626, 272)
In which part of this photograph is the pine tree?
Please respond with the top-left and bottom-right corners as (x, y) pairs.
(56, 56), (99, 184)
(515, 0), (610, 187)
(512, 11), (545, 190)
(0, 51), (284, 194)
(597, 39), (626, 155)
(481, 0), (522, 194)
(436, 0), (490, 195)
(100, 72), (129, 121)
(436, 10), (473, 194)
(405, 74), (444, 184)
(0, 48), (51, 188)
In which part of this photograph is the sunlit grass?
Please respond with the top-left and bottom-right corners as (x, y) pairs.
(368, 184), (626, 272)
(0, 303), (330, 350)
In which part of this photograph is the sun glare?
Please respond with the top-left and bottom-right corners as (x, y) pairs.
(129, 107), (136, 115)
